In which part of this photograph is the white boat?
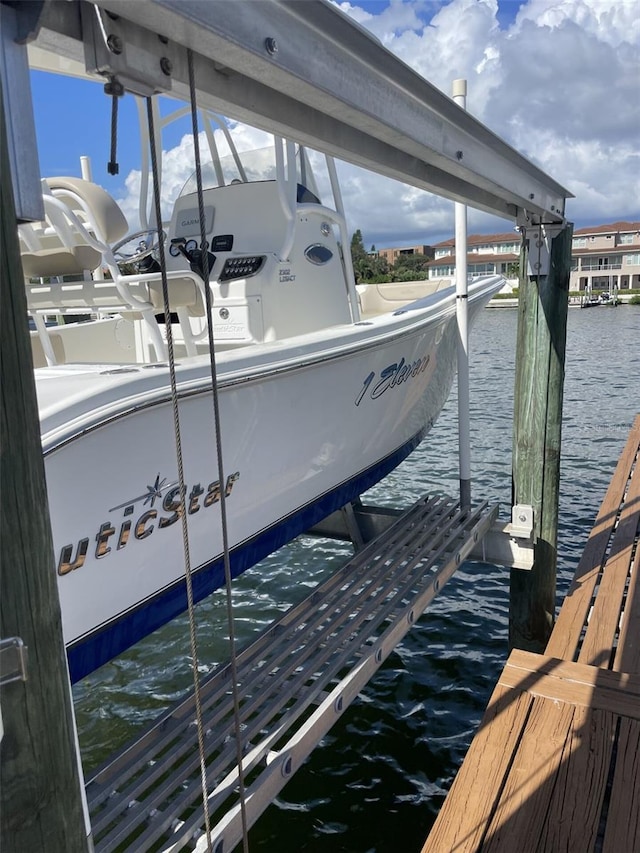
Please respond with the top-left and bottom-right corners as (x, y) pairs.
(20, 95), (503, 682)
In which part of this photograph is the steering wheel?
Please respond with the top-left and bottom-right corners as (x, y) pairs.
(112, 228), (166, 264)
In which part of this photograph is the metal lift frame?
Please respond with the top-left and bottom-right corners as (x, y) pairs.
(10, 0), (571, 223)
(86, 496), (497, 852)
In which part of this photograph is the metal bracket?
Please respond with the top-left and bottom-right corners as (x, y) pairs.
(81, 2), (175, 97)
(506, 503), (534, 540)
(470, 504), (535, 570)
(518, 220), (565, 277)
(0, 637), (29, 686)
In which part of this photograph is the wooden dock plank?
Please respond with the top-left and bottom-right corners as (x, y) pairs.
(578, 447), (640, 668)
(602, 716), (640, 853)
(613, 461), (640, 673)
(534, 706), (615, 853)
(480, 695), (574, 853)
(614, 545), (640, 674)
(499, 650), (640, 720)
(545, 414), (640, 661)
(503, 648), (640, 694)
(420, 685), (532, 853)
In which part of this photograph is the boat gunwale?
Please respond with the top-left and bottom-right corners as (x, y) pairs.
(38, 275), (501, 454)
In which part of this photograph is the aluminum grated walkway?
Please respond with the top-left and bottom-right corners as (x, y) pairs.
(85, 493), (498, 853)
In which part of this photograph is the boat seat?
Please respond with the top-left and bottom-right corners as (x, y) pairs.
(22, 177), (206, 364)
(47, 176), (129, 244)
(19, 176), (129, 280)
(21, 245), (103, 279)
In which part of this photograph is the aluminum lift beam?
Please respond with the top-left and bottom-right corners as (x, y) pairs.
(17, 0), (571, 222)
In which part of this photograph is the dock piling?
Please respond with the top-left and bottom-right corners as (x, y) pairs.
(0, 75), (90, 853)
(510, 220), (573, 651)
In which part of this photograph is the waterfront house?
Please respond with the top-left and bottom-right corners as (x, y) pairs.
(376, 222), (640, 293)
(570, 221), (640, 292)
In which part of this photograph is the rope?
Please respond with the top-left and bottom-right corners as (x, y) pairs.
(145, 97), (213, 851)
(187, 48), (251, 853)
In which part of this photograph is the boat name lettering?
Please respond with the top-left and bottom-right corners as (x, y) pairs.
(57, 471), (240, 576)
(279, 267), (296, 283)
(355, 354), (430, 406)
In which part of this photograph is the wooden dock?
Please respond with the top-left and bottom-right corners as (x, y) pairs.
(422, 413), (640, 853)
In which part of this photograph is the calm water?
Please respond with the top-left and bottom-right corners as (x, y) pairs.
(73, 305), (640, 852)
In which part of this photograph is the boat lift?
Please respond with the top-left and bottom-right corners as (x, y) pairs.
(87, 496), (497, 852)
(8, 0), (570, 223)
(83, 486), (532, 852)
(1, 2), (570, 851)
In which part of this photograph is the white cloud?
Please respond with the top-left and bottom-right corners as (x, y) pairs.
(513, 0), (640, 48)
(334, 0), (640, 243)
(115, 0), (640, 248)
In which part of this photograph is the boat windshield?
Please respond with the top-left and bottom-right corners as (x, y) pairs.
(179, 144), (324, 203)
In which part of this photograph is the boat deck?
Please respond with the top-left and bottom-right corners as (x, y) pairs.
(422, 414), (640, 853)
(85, 494), (497, 853)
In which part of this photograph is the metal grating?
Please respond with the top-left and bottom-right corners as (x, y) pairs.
(85, 493), (498, 852)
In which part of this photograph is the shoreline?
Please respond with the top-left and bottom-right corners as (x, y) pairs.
(489, 295), (637, 308)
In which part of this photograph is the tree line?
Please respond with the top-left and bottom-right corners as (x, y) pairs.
(350, 230), (522, 283)
(349, 229), (431, 283)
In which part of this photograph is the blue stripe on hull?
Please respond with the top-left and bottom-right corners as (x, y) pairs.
(67, 429), (425, 682)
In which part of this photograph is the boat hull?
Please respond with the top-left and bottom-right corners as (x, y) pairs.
(37, 278), (499, 681)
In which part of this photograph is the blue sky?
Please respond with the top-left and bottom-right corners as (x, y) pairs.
(27, 0), (640, 247)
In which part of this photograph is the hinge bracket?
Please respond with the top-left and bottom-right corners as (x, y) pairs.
(0, 637), (29, 686)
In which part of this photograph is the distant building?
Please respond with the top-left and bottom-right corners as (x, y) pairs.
(570, 221), (640, 292)
(376, 244), (435, 265)
(413, 222), (640, 292)
(426, 232), (519, 280)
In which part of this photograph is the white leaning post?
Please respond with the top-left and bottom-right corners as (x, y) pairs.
(453, 78), (471, 508)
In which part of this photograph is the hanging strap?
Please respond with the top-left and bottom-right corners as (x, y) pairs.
(104, 77), (124, 176)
